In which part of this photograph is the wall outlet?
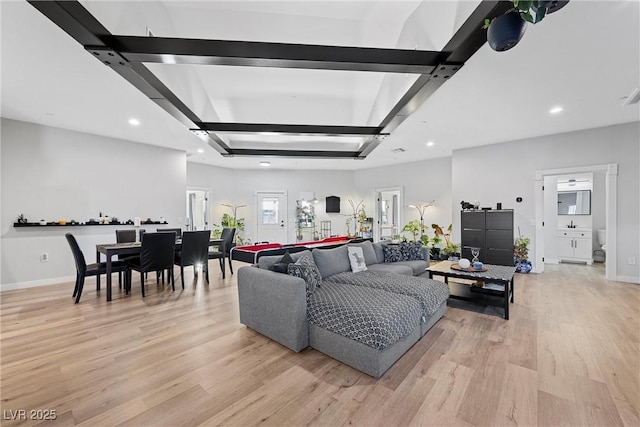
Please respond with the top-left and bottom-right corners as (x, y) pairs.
(40, 253), (48, 262)
(628, 257), (637, 265)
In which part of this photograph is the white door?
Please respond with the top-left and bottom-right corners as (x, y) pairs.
(255, 192), (288, 243)
(186, 189), (209, 231)
(375, 187), (403, 241)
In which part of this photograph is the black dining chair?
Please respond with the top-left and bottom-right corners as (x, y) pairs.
(116, 229), (137, 243)
(65, 233), (129, 304)
(157, 228), (182, 239)
(155, 229), (179, 283)
(174, 230), (211, 288)
(115, 229), (140, 285)
(208, 227), (236, 279)
(126, 232), (176, 297)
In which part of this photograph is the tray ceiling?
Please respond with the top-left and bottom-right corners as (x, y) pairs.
(1, 1), (638, 170)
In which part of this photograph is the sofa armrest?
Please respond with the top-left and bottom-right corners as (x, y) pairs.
(237, 265), (309, 352)
(421, 246), (431, 267)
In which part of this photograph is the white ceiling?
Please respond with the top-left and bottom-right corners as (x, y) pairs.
(1, 1), (639, 170)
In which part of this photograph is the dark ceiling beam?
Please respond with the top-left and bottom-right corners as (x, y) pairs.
(28, 1), (231, 155)
(356, 0), (513, 158)
(441, 0), (513, 64)
(194, 123), (385, 136)
(27, 0), (109, 46)
(225, 149), (362, 159)
(29, 0), (511, 160)
(107, 36), (442, 74)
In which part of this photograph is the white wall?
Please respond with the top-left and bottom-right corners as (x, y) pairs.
(354, 157), (453, 242)
(451, 122), (639, 282)
(3, 118), (637, 287)
(1, 119), (187, 288)
(187, 162), (355, 242)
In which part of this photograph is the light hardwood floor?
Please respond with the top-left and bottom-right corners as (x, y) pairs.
(1, 262), (638, 426)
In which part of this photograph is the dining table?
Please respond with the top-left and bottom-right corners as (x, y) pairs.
(96, 238), (224, 301)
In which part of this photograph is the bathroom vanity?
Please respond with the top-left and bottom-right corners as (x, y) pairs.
(557, 228), (593, 264)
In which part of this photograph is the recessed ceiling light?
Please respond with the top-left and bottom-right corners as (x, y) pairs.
(549, 106), (564, 114)
(128, 118), (140, 126)
(426, 141), (435, 147)
(197, 148), (204, 153)
(259, 161), (271, 167)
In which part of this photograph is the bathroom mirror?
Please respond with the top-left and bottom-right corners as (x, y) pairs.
(557, 190), (591, 215)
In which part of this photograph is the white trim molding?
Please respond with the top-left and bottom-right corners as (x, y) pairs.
(1, 275), (75, 291)
(534, 163), (618, 281)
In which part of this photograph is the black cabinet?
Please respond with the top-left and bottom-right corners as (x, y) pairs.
(461, 210), (514, 266)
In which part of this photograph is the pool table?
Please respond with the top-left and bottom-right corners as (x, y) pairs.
(230, 236), (367, 264)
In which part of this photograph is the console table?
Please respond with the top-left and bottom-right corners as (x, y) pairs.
(426, 262), (516, 319)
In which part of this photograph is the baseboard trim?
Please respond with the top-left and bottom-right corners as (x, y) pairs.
(616, 275), (640, 284)
(544, 259), (559, 264)
(1, 275), (75, 291)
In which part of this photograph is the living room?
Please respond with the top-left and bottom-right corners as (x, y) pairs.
(1, 1), (639, 426)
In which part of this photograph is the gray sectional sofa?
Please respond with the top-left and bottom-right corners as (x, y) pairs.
(237, 240), (449, 378)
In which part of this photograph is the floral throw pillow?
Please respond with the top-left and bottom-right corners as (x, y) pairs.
(382, 245), (403, 263)
(399, 242), (425, 261)
(288, 254), (322, 295)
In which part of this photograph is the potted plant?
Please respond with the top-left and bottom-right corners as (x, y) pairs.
(429, 235), (442, 260)
(514, 233), (532, 273)
(441, 241), (461, 261)
(402, 220), (422, 243)
(484, 0), (570, 52)
(214, 204), (247, 245)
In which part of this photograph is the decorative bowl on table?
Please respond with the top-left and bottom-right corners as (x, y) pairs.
(458, 258), (471, 269)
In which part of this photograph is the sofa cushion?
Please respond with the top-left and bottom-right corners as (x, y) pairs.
(399, 242), (425, 261)
(394, 260), (429, 276)
(382, 245), (403, 263)
(366, 263), (414, 276)
(372, 242), (385, 264)
(268, 251), (294, 273)
(323, 271), (450, 321)
(347, 240), (378, 266)
(288, 254), (322, 296)
(307, 281), (421, 350)
(312, 245), (351, 278)
(258, 250), (311, 269)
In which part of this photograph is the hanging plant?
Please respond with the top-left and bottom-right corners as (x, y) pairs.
(484, 1), (570, 52)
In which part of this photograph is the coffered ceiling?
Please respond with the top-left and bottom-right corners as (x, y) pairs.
(1, 1), (638, 170)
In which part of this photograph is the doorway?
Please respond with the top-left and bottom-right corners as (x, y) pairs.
(375, 187), (403, 242)
(534, 164), (617, 280)
(186, 189), (210, 231)
(255, 191), (288, 243)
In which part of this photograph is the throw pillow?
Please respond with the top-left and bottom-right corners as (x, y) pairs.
(382, 244), (403, 263)
(399, 242), (425, 261)
(268, 251), (294, 274)
(288, 254), (322, 295)
(347, 246), (368, 273)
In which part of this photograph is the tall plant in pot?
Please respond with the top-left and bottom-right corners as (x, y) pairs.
(514, 228), (532, 273)
(213, 204), (247, 245)
(432, 224), (460, 260)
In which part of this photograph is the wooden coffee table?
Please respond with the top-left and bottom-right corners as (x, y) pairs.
(426, 262), (516, 319)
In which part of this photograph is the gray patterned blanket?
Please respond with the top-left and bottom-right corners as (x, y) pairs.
(323, 270), (450, 321)
(308, 282), (422, 350)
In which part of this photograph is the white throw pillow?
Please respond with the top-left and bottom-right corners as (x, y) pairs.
(347, 246), (368, 273)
